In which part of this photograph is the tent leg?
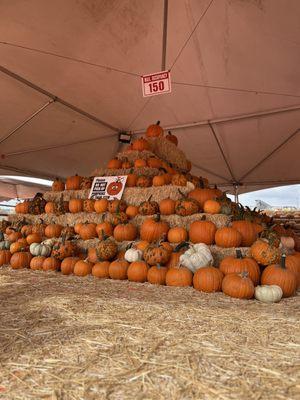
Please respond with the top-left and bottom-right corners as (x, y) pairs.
(234, 185), (239, 203)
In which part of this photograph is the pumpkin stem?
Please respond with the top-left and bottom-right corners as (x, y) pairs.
(168, 131), (172, 135)
(199, 177), (205, 189)
(156, 121), (160, 126)
(240, 271), (249, 278)
(281, 254), (286, 269)
(178, 189), (186, 198)
(174, 241), (189, 252)
(201, 215), (207, 221)
(236, 249), (243, 259)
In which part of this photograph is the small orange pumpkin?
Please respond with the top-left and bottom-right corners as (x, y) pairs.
(146, 121), (163, 137)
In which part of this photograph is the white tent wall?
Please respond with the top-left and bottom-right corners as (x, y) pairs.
(0, 0), (299, 194)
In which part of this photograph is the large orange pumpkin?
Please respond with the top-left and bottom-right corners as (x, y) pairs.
(66, 174), (82, 190)
(219, 250), (260, 286)
(189, 219), (216, 245)
(109, 260), (129, 280)
(131, 137), (150, 151)
(30, 256), (46, 270)
(92, 261), (110, 279)
(215, 227), (242, 248)
(0, 250), (12, 266)
(127, 261), (148, 283)
(147, 264), (167, 285)
(74, 260), (93, 276)
(261, 255), (297, 297)
(10, 252), (32, 269)
(166, 265), (193, 287)
(61, 257), (80, 275)
(231, 220), (257, 247)
(193, 266), (223, 292)
(222, 272), (254, 299)
(140, 216), (169, 243)
(94, 198), (108, 213)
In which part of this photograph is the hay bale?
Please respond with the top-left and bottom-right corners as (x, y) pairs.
(148, 137), (189, 171)
(8, 211), (231, 231)
(91, 166), (159, 178)
(116, 150), (155, 162)
(42, 184), (193, 204)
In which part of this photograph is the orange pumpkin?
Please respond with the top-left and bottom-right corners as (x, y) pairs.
(136, 175), (151, 188)
(126, 205), (139, 219)
(167, 227), (188, 244)
(113, 223), (137, 242)
(10, 252), (32, 269)
(261, 255), (297, 297)
(15, 201), (30, 214)
(121, 158), (132, 169)
(126, 173), (138, 187)
(147, 158), (162, 168)
(66, 174), (82, 190)
(96, 221), (114, 239)
(146, 121), (163, 137)
(0, 250), (12, 266)
(94, 198), (109, 213)
(147, 264), (168, 285)
(140, 216), (169, 243)
(219, 250), (260, 286)
(285, 255), (300, 287)
(135, 241), (149, 252)
(83, 199), (95, 213)
(107, 158), (122, 169)
(134, 159), (147, 168)
(251, 239), (281, 266)
(92, 261), (110, 279)
(10, 242), (27, 254)
(159, 198), (175, 215)
(30, 256), (46, 270)
(79, 223), (97, 240)
(21, 225), (33, 237)
(52, 178), (65, 192)
(188, 182), (216, 208)
(193, 267), (224, 292)
(26, 233), (42, 245)
(166, 265), (193, 287)
(43, 257), (61, 271)
(203, 199), (221, 214)
(131, 137), (150, 151)
(171, 174), (187, 187)
(74, 259), (93, 276)
(45, 224), (63, 238)
(61, 257), (80, 275)
(74, 222), (83, 234)
(127, 261), (148, 283)
(108, 199), (127, 213)
(215, 227), (242, 248)
(231, 221), (257, 247)
(166, 131), (178, 146)
(222, 272), (254, 299)
(152, 175), (165, 186)
(109, 260), (129, 280)
(189, 218), (216, 245)
(8, 231), (22, 242)
(69, 198), (83, 213)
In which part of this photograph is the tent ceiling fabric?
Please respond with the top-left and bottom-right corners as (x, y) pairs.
(0, 0), (299, 194)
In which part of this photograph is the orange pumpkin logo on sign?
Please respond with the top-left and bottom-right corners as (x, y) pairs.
(107, 179), (123, 196)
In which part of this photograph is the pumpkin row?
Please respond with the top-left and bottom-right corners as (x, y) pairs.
(1, 250), (299, 301)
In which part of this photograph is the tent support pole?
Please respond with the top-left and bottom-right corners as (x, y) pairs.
(234, 185), (239, 203)
(161, 0), (168, 70)
(0, 64), (119, 132)
(131, 104), (300, 134)
(0, 99), (55, 145)
(239, 128), (300, 182)
(208, 122), (237, 182)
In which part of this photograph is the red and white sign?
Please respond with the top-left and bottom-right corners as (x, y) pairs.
(142, 70), (171, 97)
(89, 176), (127, 200)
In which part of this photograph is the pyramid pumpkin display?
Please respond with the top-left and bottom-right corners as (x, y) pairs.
(1, 121), (299, 302)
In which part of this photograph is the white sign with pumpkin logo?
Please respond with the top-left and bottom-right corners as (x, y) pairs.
(89, 176), (127, 200)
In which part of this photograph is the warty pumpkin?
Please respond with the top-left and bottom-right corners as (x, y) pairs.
(52, 178), (65, 192)
(143, 243), (170, 266)
(138, 196), (159, 216)
(251, 238), (281, 266)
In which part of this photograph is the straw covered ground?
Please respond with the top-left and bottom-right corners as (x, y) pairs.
(0, 267), (299, 400)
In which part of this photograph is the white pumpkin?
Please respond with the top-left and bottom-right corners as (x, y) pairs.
(255, 285), (283, 303)
(179, 243), (213, 273)
(125, 248), (143, 262)
(30, 242), (52, 257)
(0, 240), (11, 250)
(280, 236), (295, 251)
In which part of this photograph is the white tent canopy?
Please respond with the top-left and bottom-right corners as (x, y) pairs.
(0, 0), (299, 195)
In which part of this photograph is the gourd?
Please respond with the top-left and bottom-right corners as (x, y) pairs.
(179, 243), (213, 273)
(255, 285), (283, 303)
(30, 242), (52, 257)
(124, 247), (143, 262)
